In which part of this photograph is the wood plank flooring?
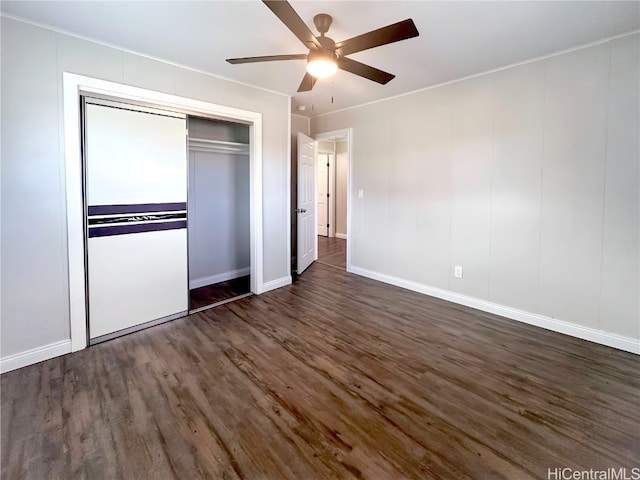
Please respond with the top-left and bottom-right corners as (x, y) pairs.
(317, 236), (346, 269)
(190, 275), (251, 310)
(2, 263), (639, 479)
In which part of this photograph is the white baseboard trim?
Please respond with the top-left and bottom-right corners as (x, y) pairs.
(261, 276), (292, 293)
(1, 339), (72, 374)
(335, 233), (347, 239)
(350, 266), (640, 355)
(189, 267), (250, 290)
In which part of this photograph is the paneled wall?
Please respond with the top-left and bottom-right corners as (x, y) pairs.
(312, 34), (639, 347)
(335, 141), (348, 237)
(1, 17), (289, 361)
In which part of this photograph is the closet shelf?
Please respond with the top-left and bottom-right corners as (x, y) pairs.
(188, 137), (249, 155)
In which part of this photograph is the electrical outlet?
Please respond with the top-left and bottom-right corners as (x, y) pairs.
(454, 265), (463, 279)
(358, 189), (364, 199)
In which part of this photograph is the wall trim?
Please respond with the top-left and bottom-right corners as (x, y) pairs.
(262, 276), (292, 293)
(335, 233), (347, 240)
(350, 266), (640, 355)
(0, 340), (72, 374)
(189, 267), (251, 289)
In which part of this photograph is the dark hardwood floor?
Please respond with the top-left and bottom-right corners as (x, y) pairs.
(317, 236), (346, 269)
(2, 263), (639, 479)
(189, 275), (251, 310)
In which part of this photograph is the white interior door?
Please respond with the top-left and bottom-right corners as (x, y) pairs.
(297, 132), (317, 274)
(317, 154), (328, 236)
(85, 100), (188, 340)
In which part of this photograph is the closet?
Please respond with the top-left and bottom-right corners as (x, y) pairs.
(82, 98), (250, 343)
(187, 117), (251, 311)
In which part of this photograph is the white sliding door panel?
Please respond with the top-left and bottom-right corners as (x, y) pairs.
(88, 230), (188, 338)
(85, 102), (188, 340)
(86, 103), (187, 205)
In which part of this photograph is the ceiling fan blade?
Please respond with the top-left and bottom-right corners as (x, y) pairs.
(337, 57), (395, 85)
(297, 72), (317, 92)
(334, 19), (419, 56)
(227, 54), (307, 64)
(263, 0), (321, 50)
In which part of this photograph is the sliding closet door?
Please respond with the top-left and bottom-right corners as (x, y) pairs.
(84, 100), (188, 341)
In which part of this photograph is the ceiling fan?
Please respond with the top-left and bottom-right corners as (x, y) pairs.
(226, 0), (420, 92)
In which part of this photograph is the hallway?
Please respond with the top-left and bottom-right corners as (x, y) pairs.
(317, 236), (346, 270)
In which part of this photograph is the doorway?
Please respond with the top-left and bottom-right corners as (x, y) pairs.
(187, 116), (251, 312)
(317, 152), (331, 237)
(316, 140), (346, 270)
(294, 128), (351, 275)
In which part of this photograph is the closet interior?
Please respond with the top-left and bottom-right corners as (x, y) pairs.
(187, 116), (251, 311)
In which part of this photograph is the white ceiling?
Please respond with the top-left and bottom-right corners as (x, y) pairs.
(2, 1), (638, 117)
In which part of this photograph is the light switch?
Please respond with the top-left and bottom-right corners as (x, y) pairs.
(358, 189), (364, 199)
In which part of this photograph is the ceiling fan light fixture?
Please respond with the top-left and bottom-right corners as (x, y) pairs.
(306, 51), (338, 78)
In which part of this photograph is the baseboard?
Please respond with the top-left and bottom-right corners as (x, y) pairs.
(1, 339), (72, 374)
(335, 233), (347, 239)
(261, 276), (292, 293)
(350, 266), (640, 355)
(189, 267), (250, 290)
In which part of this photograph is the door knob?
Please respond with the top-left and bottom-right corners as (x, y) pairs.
(295, 208), (307, 213)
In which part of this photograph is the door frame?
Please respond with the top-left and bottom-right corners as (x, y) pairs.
(313, 128), (352, 272)
(328, 152), (336, 238)
(63, 73), (264, 352)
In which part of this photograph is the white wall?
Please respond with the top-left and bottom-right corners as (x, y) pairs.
(312, 34), (640, 351)
(0, 17), (290, 362)
(335, 141), (348, 237)
(188, 150), (250, 288)
(317, 141), (335, 154)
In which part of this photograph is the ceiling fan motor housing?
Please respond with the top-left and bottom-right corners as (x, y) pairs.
(308, 17), (338, 74)
(313, 14), (333, 36)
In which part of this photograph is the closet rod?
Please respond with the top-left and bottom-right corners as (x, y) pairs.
(188, 137), (249, 155)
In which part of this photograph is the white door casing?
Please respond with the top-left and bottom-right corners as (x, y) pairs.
(297, 132), (317, 274)
(327, 153), (336, 238)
